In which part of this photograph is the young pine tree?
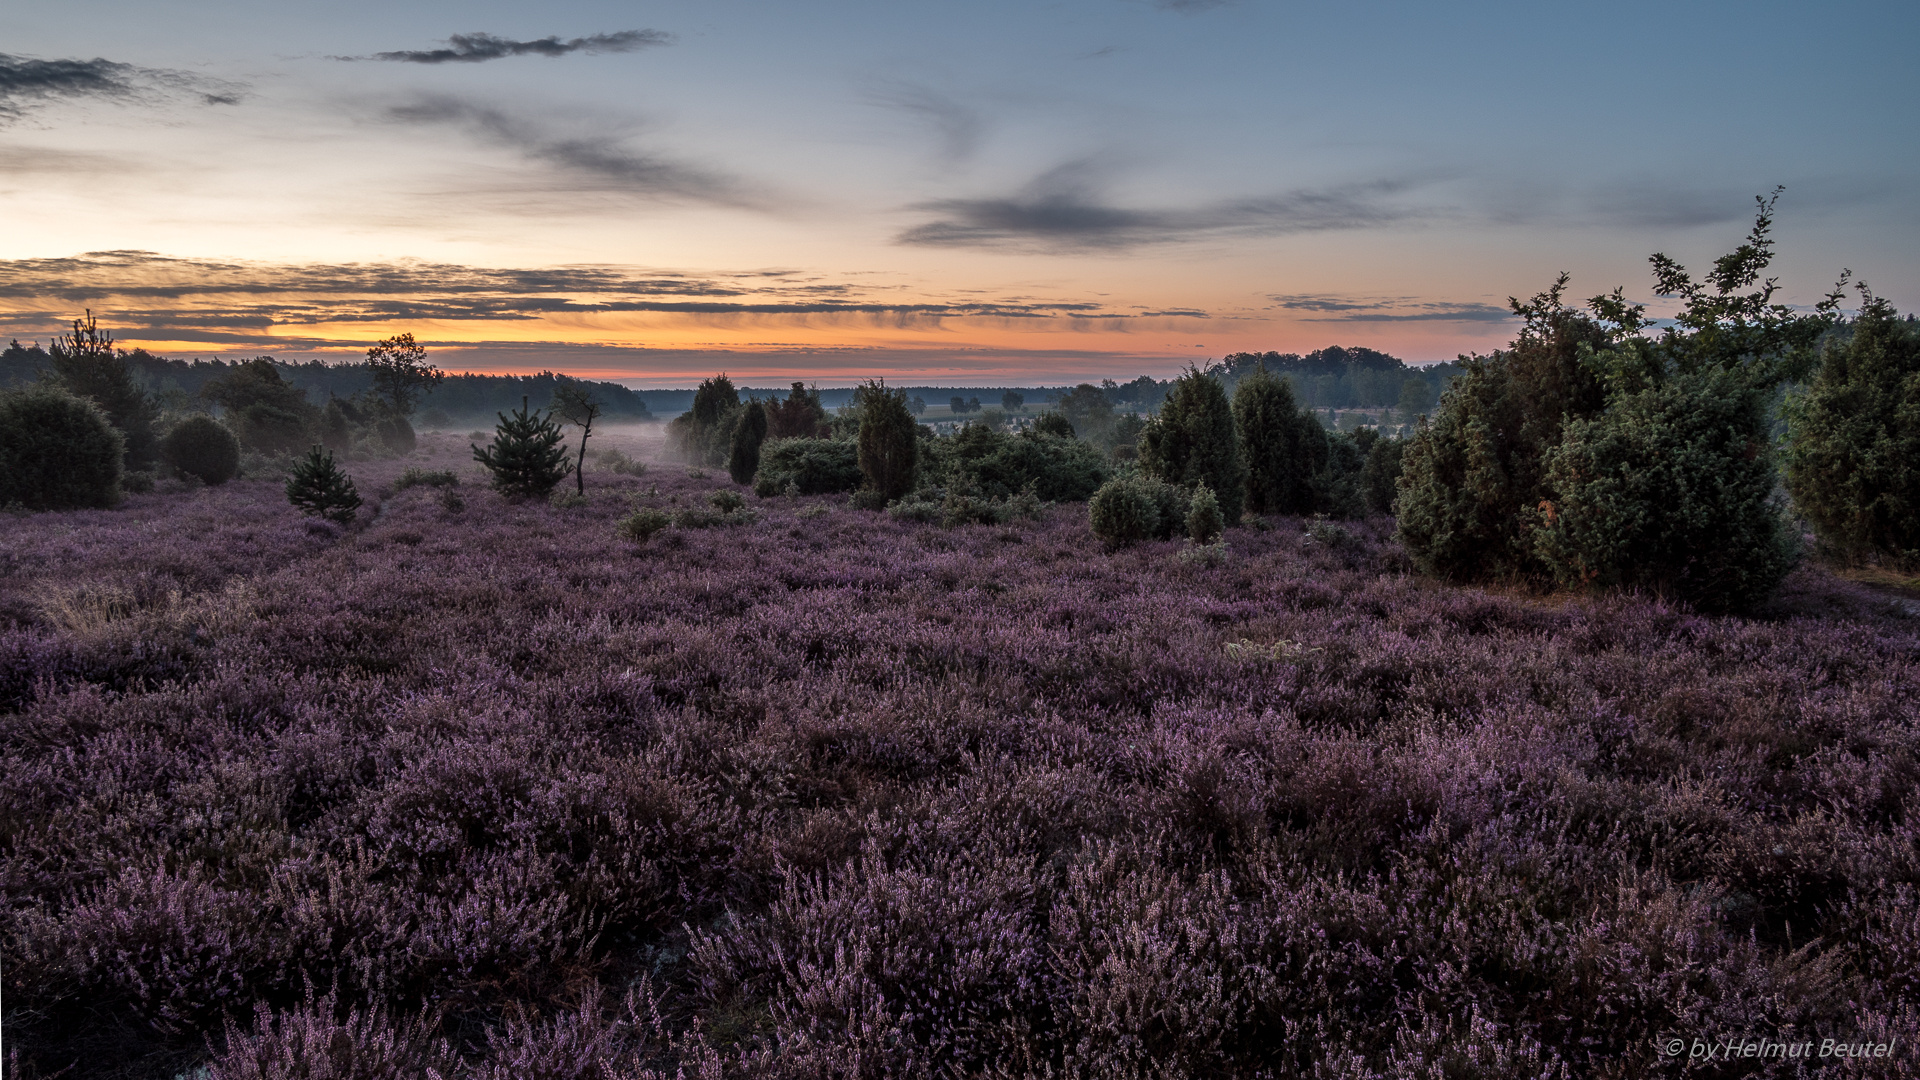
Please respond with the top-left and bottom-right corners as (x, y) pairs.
(473, 397), (572, 499)
(47, 309), (157, 470)
(1139, 366), (1245, 524)
(285, 446), (362, 524)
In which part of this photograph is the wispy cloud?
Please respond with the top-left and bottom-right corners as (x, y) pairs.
(384, 96), (756, 206)
(343, 30), (671, 65)
(898, 160), (1425, 252)
(864, 82), (983, 165)
(0, 52), (243, 125)
(1270, 293), (1515, 323)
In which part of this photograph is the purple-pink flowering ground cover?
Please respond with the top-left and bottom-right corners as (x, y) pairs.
(3, 428), (1918, 1078)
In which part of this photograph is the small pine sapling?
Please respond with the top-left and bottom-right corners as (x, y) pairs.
(474, 397), (572, 499)
(286, 446), (362, 524)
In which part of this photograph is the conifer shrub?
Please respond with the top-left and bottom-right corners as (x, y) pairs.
(1534, 366), (1798, 612)
(1187, 483), (1224, 544)
(1395, 281), (1611, 581)
(1089, 474), (1187, 548)
(1233, 367), (1323, 515)
(375, 413), (416, 456)
(158, 415), (240, 485)
(284, 446), (362, 524)
(765, 381), (830, 439)
(753, 438), (861, 496)
(1784, 298), (1920, 564)
(47, 310), (158, 469)
(0, 384), (124, 510)
(709, 489), (746, 513)
(473, 398), (572, 499)
(1030, 411), (1075, 439)
(1139, 366), (1246, 524)
(668, 375), (741, 466)
(729, 400), (768, 485)
(929, 423), (1108, 502)
(616, 507), (671, 542)
(319, 399), (355, 452)
(856, 381), (917, 503)
(1360, 434), (1405, 515)
(393, 468), (458, 492)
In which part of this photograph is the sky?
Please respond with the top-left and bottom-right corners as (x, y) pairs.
(1, 0), (1914, 386)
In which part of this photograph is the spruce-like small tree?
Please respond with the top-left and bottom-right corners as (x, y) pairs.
(473, 397), (572, 499)
(729, 400), (768, 485)
(1784, 296), (1920, 564)
(1139, 366), (1246, 524)
(159, 415), (241, 485)
(285, 446), (362, 524)
(856, 380), (917, 503)
(1233, 366), (1322, 515)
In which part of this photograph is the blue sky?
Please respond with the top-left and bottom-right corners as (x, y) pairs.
(2, 0), (1912, 383)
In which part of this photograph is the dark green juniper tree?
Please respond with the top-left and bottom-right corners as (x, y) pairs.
(1784, 294), (1920, 565)
(474, 397), (572, 499)
(1140, 365), (1246, 524)
(855, 380), (917, 503)
(729, 399), (768, 485)
(285, 446), (362, 524)
(1233, 365), (1323, 516)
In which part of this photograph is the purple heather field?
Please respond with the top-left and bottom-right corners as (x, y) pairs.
(3, 427), (1919, 1079)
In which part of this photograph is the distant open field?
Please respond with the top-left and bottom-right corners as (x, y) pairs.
(3, 430), (1918, 1078)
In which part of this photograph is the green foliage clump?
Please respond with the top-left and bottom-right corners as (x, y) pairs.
(47, 310), (157, 469)
(1359, 432), (1405, 515)
(1233, 366), (1324, 516)
(928, 422), (1108, 503)
(1395, 279), (1612, 580)
(616, 507), (671, 542)
(1139, 366), (1246, 524)
(158, 415), (241, 485)
(394, 468), (459, 491)
(0, 384), (124, 510)
(200, 357), (318, 454)
(597, 448), (649, 476)
(1187, 483), (1224, 544)
(669, 375), (742, 466)
(285, 446), (361, 524)
(709, 489), (746, 513)
(765, 382), (830, 439)
(473, 398), (572, 499)
(1030, 411), (1075, 439)
(729, 400), (768, 485)
(856, 380), (917, 503)
(1534, 366), (1797, 612)
(753, 438), (862, 496)
(1784, 298), (1920, 564)
(375, 414), (416, 456)
(1088, 473), (1189, 548)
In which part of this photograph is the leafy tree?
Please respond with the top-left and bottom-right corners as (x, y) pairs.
(0, 384), (123, 510)
(474, 397), (572, 499)
(285, 446), (362, 524)
(550, 382), (603, 497)
(1233, 365), (1323, 516)
(200, 357), (318, 454)
(1139, 366), (1246, 524)
(46, 310), (156, 469)
(1058, 384), (1115, 446)
(857, 380), (917, 502)
(364, 333), (443, 417)
(908, 395), (926, 416)
(949, 396), (970, 415)
(1784, 296), (1920, 564)
(1001, 390), (1024, 412)
(729, 399), (768, 485)
(158, 416), (241, 485)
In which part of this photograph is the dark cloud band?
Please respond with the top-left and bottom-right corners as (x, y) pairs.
(0, 52), (242, 124)
(351, 31), (670, 64)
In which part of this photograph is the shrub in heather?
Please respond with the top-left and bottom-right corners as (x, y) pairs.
(616, 507), (671, 541)
(753, 436), (861, 496)
(930, 421), (1108, 502)
(1534, 364), (1799, 612)
(1395, 280), (1611, 581)
(1140, 365), (1246, 523)
(668, 374), (741, 466)
(474, 398), (572, 499)
(856, 380), (917, 503)
(0, 383), (124, 509)
(1233, 365), (1322, 515)
(392, 467), (458, 491)
(199, 357), (318, 454)
(1359, 431), (1405, 514)
(728, 399), (768, 485)
(1187, 482), (1223, 544)
(374, 412), (416, 456)
(765, 381), (830, 439)
(1088, 473), (1185, 547)
(285, 446), (362, 524)
(159, 414), (241, 485)
(1784, 296), (1920, 564)
(47, 309), (159, 469)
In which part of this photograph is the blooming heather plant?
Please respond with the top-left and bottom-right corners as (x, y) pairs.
(1, 431), (1917, 1077)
